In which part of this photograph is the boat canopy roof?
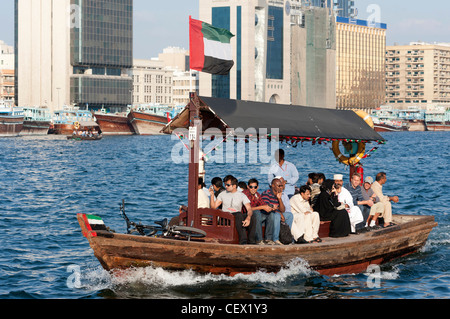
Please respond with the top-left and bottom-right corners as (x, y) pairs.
(162, 96), (385, 143)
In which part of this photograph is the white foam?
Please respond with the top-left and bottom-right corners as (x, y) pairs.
(79, 258), (315, 290)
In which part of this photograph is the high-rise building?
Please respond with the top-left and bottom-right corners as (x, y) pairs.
(386, 42), (450, 108)
(335, 16), (387, 110)
(15, 0), (133, 113)
(199, 0), (336, 108)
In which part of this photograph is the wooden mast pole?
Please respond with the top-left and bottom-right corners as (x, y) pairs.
(187, 92), (200, 227)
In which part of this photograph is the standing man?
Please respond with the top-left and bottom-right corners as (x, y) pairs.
(268, 149), (299, 198)
(371, 172), (399, 228)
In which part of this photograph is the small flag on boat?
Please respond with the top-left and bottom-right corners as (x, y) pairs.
(86, 214), (107, 231)
(189, 16), (235, 75)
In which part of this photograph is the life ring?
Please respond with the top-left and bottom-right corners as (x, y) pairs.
(332, 140), (366, 166)
(74, 122), (80, 130)
(353, 110), (374, 129)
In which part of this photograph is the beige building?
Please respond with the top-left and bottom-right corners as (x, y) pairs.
(132, 59), (174, 105)
(386, 42), (450, 108)
(336, 17), (387, 110)
(0, 69), (15, 106)
(15, 0), (71, 110)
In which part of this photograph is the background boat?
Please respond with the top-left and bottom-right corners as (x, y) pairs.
(425, 106), (450, 131)
(371, 107), (409, 132)
(94, 107), (135, 136)
(0, 102), (24, 137)
(49, 107), (100, 135)
(127, 105), (181, 135)
(21, 106), (52, 136)
(397, 108), (427, 132)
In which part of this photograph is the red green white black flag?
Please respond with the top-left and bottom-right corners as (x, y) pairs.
(189, 16), (235, 75)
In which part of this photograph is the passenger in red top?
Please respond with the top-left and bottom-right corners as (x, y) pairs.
(243, 179), (276, 245)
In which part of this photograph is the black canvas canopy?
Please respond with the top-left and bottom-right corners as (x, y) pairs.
(162, 95), (385, 143)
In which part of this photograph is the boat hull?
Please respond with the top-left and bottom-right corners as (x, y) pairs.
(374, 124), (408, 132)
(406, 120), (426, 132)
(78, 214), (437, 276)
(94, 113), (135, 136)
(0, 116), (24, 137)
(127, 111), (168, 135)
(21, 120), (51, 136)
(51, 122), (100, 135)
(426, 122), (450, 132)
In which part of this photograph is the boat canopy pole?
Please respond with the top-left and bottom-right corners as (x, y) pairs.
(187, 93), (200, 227)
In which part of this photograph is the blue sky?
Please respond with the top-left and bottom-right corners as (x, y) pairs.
(0, 1), (448, 58)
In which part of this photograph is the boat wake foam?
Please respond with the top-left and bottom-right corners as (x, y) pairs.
(77, 258), (316, 292)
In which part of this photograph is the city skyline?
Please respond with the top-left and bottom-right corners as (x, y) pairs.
(0, 1), (449, 59)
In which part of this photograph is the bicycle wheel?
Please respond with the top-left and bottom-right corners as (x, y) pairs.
(172, 226), (207, 238)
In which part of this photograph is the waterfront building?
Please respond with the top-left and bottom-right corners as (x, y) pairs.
(0, 69), (15, 107)
(335, 16), (387, 110)
(15, 0), (133, 113)
(132, 59), (174, 106)
(199, 0), (336, 108)
(385, 42), (450, 109)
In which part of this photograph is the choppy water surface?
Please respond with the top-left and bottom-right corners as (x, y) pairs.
(0, 132), (448, 299)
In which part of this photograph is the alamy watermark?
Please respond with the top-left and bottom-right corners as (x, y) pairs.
(170, 122), (281, 174)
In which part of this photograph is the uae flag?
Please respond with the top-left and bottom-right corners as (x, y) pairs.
(189, 16), (234, 75)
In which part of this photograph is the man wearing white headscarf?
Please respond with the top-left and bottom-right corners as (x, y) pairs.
(334, 174), (364, 233)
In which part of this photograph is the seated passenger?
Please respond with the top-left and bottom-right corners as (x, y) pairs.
(242, 179), (274, 245)
(210, 175), (256, 245)
(361, 176), (385, 229)
(344, 173), (376, 231)
(273, 177), (294, 244)
(290, 185), (321, 243)
(198, 178), (210, 209)
(315, 179), (351, 238)
(238, 181), (248, 192)
(210, 177), (225, 209)
(371, 172), (399, 228)
(334, 174), (364, 233)
(261, 178), (293, 245)
(308, 173), (322, 209)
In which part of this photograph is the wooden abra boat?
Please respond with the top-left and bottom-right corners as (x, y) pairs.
(78, 213), (436, 276)
(78, 94), (437, 276)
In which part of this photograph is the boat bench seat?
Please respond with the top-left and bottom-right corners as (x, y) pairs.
(178, 207), (331, 243)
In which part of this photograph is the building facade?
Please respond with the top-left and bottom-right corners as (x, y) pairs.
(132, 59), (174, 106)
(199, 0), (336, 108)
(386, 42), (450, 108)
(335, 16), (387, 110)
(0, 41), (15, 106)
(15, 0), (133, 113)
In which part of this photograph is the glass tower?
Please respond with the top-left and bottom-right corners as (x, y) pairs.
(70, 0), (133, 112)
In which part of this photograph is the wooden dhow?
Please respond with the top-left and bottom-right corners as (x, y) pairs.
(78, 94), (437, 276)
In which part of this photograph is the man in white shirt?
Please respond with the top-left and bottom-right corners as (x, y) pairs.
(334, 174), (364, 233)
(290, 185), (321, 243)
(268, 149), (299, 198)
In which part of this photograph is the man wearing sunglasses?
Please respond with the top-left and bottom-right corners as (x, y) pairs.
(242, 179), (275, 245)
(210, 175), (256, 245)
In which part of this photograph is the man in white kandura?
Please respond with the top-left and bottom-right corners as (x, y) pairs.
(289, 185), (322, 243)
(334, 174), (364, 233)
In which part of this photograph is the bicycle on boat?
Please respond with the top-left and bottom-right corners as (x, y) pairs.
(119, 200), (206, 241)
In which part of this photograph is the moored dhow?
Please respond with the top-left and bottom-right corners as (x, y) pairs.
(94, 107), (135, 136)
(21, 107), (52, 136)
(0, 103), (24, 137)
(78, 94), (437, 277)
